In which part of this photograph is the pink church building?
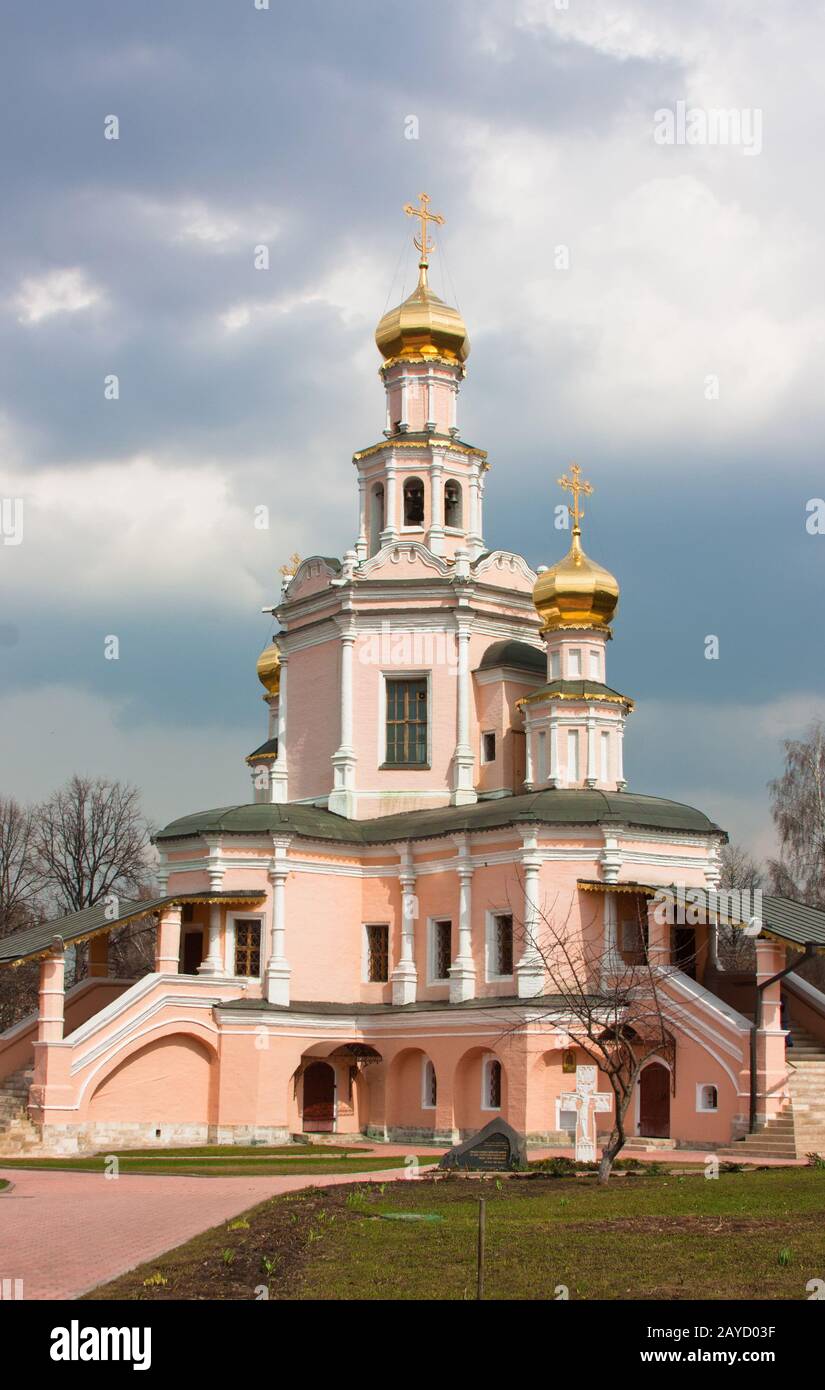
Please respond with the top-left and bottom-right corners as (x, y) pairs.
(1, 197), (824, 1160)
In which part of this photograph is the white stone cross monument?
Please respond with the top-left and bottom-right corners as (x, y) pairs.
(560, 1064), (613, 1162)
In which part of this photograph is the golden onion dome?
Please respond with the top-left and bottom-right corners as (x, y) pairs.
(533, 530), (620, 634)
(256, 640), (281, 695)
(375, 265), (470, 365)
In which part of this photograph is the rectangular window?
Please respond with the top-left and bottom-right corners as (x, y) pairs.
(568, 649), (582, 678)
(567, 729), (580, 782)
(366, 923), (390, 982)
(432, 919), (452, 981)
(537, 729), (547, 781)
(492, 913), (514, 977)
(600, 730), (610, 782)
(385, 678), (428, 766)
(234, 920), (261, 977)
(481, 731), (496, 764)
(549, 650), (561, 679)
(589, 649), (600, 679)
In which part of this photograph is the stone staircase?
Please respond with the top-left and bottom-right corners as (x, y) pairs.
(0, 1069), (41, 1155)
(721, 1022), (825, 1161)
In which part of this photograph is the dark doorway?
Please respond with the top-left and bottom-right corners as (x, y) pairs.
(639, 1062), (670, 1138)
(182, 931), (204, 974)
(302, 1061), (336, 1133)
(674, 927), (696, 978)
(512, 731), (526, 793)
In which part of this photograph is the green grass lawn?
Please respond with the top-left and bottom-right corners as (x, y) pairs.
(0, 1151), (436, 1178)
(85, 1167), (825, 1301)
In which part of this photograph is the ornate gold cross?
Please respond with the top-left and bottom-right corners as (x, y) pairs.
(558, 463), (593, 532)
(279, 552), (302, 577)
(403, 192), (445, 266)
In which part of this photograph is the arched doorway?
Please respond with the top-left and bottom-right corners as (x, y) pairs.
(639, 1062), (670, 1138)
(302, 1061), (336, 1133)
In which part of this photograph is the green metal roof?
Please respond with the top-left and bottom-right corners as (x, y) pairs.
(477, 639), (545, 673)
(246, 737), (279, 761)
(0, 891), (265, 967)
(155, 788), (724, 846)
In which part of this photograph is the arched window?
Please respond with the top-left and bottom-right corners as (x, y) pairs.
(483, 1057), (502, 1110)
(422, 1058), (437, 1109)
(444, 479), (463, 528)
(697, 1083), (718, 1112)
(370, 483), (385, 555)
(403, 476), (425, 527)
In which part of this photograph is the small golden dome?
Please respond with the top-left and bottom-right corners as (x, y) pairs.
(256, 640), (281, 695)
(533, 531), (620, 633)
(375, 266), (470, 365)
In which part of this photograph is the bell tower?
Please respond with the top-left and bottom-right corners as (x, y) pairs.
(354, 193), (486, 563)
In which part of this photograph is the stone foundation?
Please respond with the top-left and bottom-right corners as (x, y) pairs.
(24, 1121), (293, 1156)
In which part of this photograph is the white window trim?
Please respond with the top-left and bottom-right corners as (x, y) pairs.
(427, 916), (452, 985)
(485, 909), (515, 983)
(421, 1057), (437, 1110)
(481, 1055), (502, 1111)
(568, 648), (582, 678)
(362, 922), (391, 984)
(379, 670), (433, 768)
(555, 1098), (578, 1134)
(227, 913), (265, 980)
(480, 730), (496, 765)
(696, 1082), (719, 1113)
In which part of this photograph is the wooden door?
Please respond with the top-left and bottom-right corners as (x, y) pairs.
(302, 1062), (336, 1133)
(639, 1063), (670, 1138)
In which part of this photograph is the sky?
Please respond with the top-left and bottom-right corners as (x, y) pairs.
(0, 0), (823, 860)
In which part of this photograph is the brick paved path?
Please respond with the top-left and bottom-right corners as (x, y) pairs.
(0, 1164), (425, 1300)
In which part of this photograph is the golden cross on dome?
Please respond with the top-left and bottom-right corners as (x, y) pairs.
(558, 464), (593, 533)
(403, 192), (445, 267)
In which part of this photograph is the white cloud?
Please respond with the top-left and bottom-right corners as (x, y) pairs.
(14, 268), (104, 325)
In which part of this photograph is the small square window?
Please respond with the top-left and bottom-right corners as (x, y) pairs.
(366, 924), (389, 982)
(234, 921), (261, 977)
(481, 731), (496, 764)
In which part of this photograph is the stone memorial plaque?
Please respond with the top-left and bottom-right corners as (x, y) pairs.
(439, 1117), (528, 1173)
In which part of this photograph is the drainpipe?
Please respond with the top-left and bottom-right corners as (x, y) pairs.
(749, 943), (816, 1134)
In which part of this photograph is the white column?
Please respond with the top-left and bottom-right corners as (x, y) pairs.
(399, 377), (409, 431)
(451, 622), (477, 806)
(524, 716), (534, 791)
(426, 375), (435, 430)
(266, 836), (291, 1005)
(449, 836), (476, 1002)
(355, 475), (368, 562)
(516, 834), (545, 998)
(585, 714), (597, 788)
(601, 893), (622, 982)
(616, 721), (626, 790)
(270, 654), (288, 803)
(549, 720), (559, 787)
(428, 455), (445, 555)
(199, 850), (225, 974)
(381, 463), (398, 543)
(391, 844), (418, 1005)
(329, 620), (358, 818)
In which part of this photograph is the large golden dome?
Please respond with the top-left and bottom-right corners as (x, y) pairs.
(256, 640), (281, 695)
(533, 531), (620, 633)
(375, 266), (470, 365)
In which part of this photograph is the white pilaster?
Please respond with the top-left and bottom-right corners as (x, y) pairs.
(266, 835), (291, 1005)
(516, 832), (545, 997)
(549, 721), (559, 788)
(381, 463), (399, 545)
(329, 618), (358, 818)
(391, 844), (418, 1005)
(585, 714), (597, 788)
(355, 475), (368, 562)
(451, 621), (477, 806)
(601, 892), (622, 982)
(449, 835), (476, 1002)
(199, 845), (225, 975)
(428, 454), (445, 555)
(270, 654), (288, 803)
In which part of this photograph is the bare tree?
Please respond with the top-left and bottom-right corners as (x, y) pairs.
(0, 797), (43, 1031)
(717, 842), (763, 971)
(768, 718), (825, 908)
(34, 774), (153, 913)
(518, 893), (687, 1184)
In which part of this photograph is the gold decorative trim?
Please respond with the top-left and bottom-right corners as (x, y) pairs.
(379, 354), (467, 376)
(519, 690), (635, 711)
(353, 439), (487, 463)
